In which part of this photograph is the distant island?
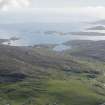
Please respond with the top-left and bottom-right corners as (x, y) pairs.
(70, 31), (105, 36)
(87, 26), (105, 30)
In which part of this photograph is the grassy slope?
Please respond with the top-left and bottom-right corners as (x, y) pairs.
(0, 45), (105, 105)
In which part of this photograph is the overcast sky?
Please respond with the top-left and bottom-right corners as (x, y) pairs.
(32, 0), (105, 8)
(0, 0), (105, 23)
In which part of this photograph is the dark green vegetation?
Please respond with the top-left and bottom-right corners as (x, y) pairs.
(0, 43), (105, 105)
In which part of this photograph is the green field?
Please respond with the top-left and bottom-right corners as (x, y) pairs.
(0, 45), (105, 105)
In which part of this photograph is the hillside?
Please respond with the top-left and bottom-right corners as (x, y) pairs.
(0, 44), (105, 105)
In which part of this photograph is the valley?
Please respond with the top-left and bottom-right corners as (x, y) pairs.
(0, 22), (105, 105)
(0, 41), (105, 105)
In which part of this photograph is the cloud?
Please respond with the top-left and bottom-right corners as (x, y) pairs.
(30, 6), (105, 20)
(0, 0), (32, 11)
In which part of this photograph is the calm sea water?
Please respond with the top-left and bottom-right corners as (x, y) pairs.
(0, 22), (105, 51)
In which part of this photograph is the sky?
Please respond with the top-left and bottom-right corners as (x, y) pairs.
(0, 0), (105, 23)
(32, 0), (105, 8)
